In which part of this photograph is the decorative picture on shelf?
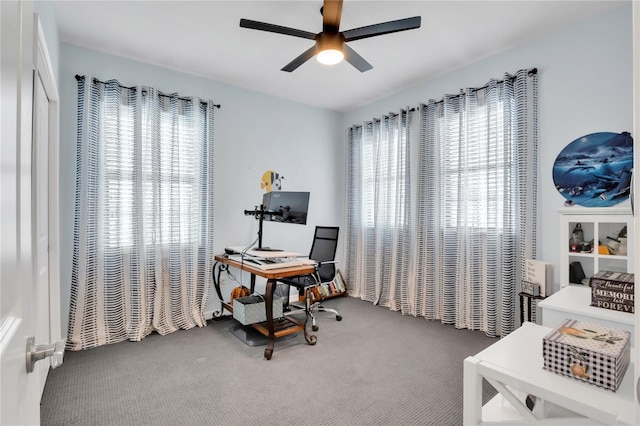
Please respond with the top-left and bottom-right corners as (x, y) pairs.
(552, 131), (633, 207)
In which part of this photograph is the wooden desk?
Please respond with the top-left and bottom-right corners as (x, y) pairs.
(212, 254), (317, 360)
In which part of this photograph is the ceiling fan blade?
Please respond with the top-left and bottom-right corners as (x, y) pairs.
(343, 44), (373, 72)
(240, 18), (316, 40)
(322, 0), (343, 33)
(281, 46), (317, 72)
(343, 16), (421, 42)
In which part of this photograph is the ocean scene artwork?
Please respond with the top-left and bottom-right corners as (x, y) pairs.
(553, 132), (633, 207)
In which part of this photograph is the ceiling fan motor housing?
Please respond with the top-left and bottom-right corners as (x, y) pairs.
(316, 32), (345, 53)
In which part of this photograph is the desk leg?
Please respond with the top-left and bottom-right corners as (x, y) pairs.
(264, 278), (276, 360)
(212, 262), (230, 317)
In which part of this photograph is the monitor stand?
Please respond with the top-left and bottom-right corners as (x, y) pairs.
(229, 323), (297, 347)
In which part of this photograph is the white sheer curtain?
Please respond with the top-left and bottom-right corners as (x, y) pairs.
(345, 111), (412, 308)
(346, 69), (537, 337)
(67, 77), (216, 350)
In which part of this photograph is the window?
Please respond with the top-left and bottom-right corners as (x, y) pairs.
(358, 114), (409, 228)
(440, 99), (508, 230)
(100, 92), (208, 248)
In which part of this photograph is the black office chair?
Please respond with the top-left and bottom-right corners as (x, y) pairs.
(279, 226), (342, 331)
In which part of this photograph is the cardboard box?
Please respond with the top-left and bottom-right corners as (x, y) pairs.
(542, 319), (631, 391)
(589, 271), (635, 314)
(232, 295), (284, 325)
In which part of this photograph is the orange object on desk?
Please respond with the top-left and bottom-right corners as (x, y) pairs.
(598, 245), (610, 255)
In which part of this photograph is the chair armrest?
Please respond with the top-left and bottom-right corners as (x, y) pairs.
(316, 260), (338, 266)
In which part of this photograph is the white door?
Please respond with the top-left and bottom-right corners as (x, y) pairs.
(1, 4), (62, 424)
(0, 1), (40, 425)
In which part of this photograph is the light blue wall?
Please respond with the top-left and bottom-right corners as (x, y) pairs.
(50, 3), (632, 334)
(58, 44), (343, 332)
(344, 4), (633, 292)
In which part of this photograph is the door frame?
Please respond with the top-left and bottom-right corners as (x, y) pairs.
(33, 15), (62, 348)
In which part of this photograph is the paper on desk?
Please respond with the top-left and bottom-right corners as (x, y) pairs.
(227, 254), (307, 270)
(226, 245), (302, 258)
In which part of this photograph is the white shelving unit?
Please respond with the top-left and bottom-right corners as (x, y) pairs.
(553, 206), (635, 343)
(539, 285), (635, 345)
(558, 207), (634, 288)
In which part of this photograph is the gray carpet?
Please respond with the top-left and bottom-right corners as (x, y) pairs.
(41, 296), (498, 425)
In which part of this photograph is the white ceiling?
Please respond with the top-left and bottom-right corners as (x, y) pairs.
(53, 0), (624, 112)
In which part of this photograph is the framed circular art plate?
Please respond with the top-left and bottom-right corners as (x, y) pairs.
(552, 131), (633, 207)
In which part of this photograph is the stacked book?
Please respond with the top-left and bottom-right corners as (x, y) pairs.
(316, 271), (347, 298)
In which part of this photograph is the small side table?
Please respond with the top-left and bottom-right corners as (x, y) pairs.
(518, 292), (545, 324)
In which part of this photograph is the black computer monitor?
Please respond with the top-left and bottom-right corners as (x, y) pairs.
(262, 191), (310, 225)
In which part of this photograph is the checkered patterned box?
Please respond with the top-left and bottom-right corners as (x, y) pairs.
(542, 319), (631, 392)
(232, 295), (284, 326)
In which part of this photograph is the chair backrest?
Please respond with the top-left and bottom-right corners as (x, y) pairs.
(308, 226), (339, 282)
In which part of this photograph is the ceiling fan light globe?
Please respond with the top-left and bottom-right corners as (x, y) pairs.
(317, 48), (344, 65)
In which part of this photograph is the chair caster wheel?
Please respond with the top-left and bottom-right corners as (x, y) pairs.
(312, 325), (319, 332)
(336, 315), (342, 321)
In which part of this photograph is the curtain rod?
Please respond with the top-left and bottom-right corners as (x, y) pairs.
(349, 108), (414, 128)
(422, 67), (537, 107)
(75, 75), (221, 109)
(348, 67), (537, 129)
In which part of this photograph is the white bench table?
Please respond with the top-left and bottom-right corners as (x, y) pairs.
(464, 322), (634, 425)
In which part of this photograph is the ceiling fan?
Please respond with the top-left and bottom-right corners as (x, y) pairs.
(239, 0), (421, 72)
